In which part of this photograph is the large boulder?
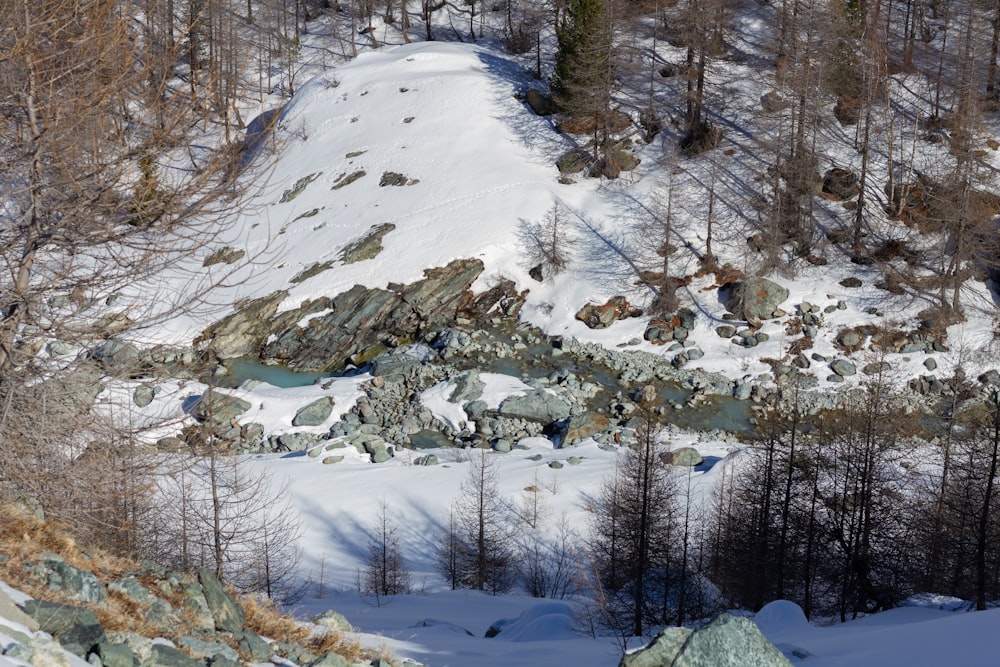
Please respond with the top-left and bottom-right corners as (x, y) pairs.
(34, 557), (106, 604)
(292, 397), (335, 427)
(149, 644), (203, 667)
(449, 370), (485, 404)
(621, 627), (691, 667)
(667, 447), (703, 467)
(193, 389), (251, 427)
(726, 278), (789, 323)
(22, 600), (106, 657)
(499, 390), (572, 424)
(621, 613), (792, 667)
(197, 569), (245, 634)
(576, 296), (638, 329)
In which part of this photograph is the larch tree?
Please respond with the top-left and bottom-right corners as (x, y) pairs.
(444, 449), (515, 594)
(586, 392), (678, 637)
(0, 0), (256, 548)
(363, 501), (412, 604)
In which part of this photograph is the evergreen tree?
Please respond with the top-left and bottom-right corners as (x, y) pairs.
(551, 0), (618, 175)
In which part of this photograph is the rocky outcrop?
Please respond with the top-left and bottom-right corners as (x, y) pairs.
(197, 290), (307, 360)
(620, 613), (792, 667)
(261, 259), (484, 372)
(5, 541), (366, 667)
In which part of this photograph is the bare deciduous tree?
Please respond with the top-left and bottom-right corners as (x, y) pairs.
(362, 501), (412, 604)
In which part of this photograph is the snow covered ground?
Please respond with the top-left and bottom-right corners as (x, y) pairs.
(80, 5), (1000, 665)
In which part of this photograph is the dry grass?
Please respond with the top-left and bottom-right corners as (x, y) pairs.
(242, 595), (370, 664)
(241, 594), (312, 644)
(0, 504), (386, 665)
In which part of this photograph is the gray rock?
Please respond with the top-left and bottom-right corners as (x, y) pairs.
(733, 383), (753, 401)
(499, 390), (571, 424)
(669, 447), (704, 467)
(674, 613), (792, 666)
(322, 456), (344, 465)
(149, 644), (203, 667)
(238, 631), (271, 661)
(464, 400), (488, 421)
(97, 340), (140, 367)
(306, 652), (350, 667)
(862, 361), (891, 375)
(716, 325), (737, 338)
(686, 348), (704, 361)
(311, 610), (355, 632)
(132, 385), (156, 408)
(548, 460), (564, 469)
(620, 627), (692, 667)
(92, 642), (134, 667)
(827, 374), (845, 383)
(338, 223), (396, 265)
(415, 454), (439, 466)
(179, 584), (214, 632)
(177, 637), (239, 663)
(197, 569), (245, 634)
(830, 359), (857, 377)
(292, 397), (335, 427)
(196, 290), (302, 360)
(726, 278), (789, 323)
(370, 345), (432, 376)
(274, 432), (323, 452)
(365, 440), (392, 463)
(22, 600), (106, 657)
(34, 558), (107, 604)
(492, 439), (512, 453)
(924, 358), (938, 371)
(449, 371), (485, 404)
(105, 633), (152, 666)
(193, 390), (251, 427)
(979, 369), (1000, 386)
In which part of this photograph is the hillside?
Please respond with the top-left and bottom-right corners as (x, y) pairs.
(3, 0), (1000, 666)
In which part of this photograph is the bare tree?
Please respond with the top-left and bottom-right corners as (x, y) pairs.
(0, 0), (263, 551)
(586, 393), (677, 637)
(517, 201), (576, 281)
(440, 449), (515, 593)
(154, 453), (306, 603)
(362, 501), (412, 604)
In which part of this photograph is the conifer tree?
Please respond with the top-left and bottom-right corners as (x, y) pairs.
(551, 0), (617, 175)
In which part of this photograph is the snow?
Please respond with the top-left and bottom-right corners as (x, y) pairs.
(755, 600), (1000, 667)
(21, 4), (1000, 666)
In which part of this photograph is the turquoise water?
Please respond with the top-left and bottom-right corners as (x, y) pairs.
(223, 357), (334, 388)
